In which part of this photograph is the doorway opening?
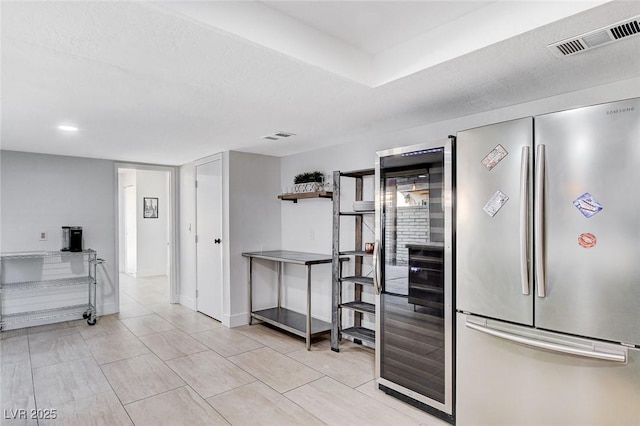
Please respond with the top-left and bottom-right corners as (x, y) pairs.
(115, 164), (178, 315)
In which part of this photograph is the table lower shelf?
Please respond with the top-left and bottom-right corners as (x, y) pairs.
(341, 326), (376, 345)
(251, 307), (331, 338)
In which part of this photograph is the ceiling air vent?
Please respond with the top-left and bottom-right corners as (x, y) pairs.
(611, 19), (640, 39)
(274, 132), (294, 138)
(261, 131), (296, 141)
(548, 15), (640, 57)
(556, 40), (586, 55)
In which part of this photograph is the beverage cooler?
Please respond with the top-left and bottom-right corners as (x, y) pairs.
(374, 137), (455, 422)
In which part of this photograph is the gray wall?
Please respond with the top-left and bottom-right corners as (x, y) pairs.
(0, 150), (118, 316)
(227, 151), (282, 325)
(179, 151), (281, 327)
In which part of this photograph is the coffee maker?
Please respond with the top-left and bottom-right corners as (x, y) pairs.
(69, 226), (83, 252)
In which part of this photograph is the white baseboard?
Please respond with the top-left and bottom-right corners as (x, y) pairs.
(179, 295), (196, 310)
(135, 268), (166, 278)
(99, 302), (119, 316)
(225, 312), (249, 328)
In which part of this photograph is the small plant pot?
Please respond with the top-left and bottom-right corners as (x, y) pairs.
(294, 182), (323, 193)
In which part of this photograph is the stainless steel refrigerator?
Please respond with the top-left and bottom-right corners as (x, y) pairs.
(456, 98), (640, 425)
(374, 138), (455, 422)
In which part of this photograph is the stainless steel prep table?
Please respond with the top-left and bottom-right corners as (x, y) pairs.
(242, 250), (347, 350)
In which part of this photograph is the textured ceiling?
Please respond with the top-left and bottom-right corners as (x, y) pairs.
(262, 1), (492, 54)
(159, 1), (607, 86)
(1, 1), (640, 166)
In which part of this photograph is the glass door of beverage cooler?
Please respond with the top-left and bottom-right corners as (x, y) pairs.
(375, 139), (454, 419)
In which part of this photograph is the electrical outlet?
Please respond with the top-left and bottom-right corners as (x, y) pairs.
(39, 231), (47, 241)
(310, 229), (316, 241)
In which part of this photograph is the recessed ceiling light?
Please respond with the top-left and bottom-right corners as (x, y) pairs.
(57, 125), (79, 132)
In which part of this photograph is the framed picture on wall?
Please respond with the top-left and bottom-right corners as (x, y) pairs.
(143, 197), (158, 218)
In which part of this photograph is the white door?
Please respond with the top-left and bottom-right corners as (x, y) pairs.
(196, 159), (223, 320)
(124, 185), (137, 275)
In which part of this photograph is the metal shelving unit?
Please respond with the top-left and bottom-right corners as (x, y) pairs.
(331, 169), (376, 351)
(0, 250), (102, 330)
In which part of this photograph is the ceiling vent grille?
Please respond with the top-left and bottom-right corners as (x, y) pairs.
(611, 20), (640, 39)
(261, 131), (295, 141)
(556, 40), (586, 55)
(549, 15), (640, 57)
(274, 132), (294, 138)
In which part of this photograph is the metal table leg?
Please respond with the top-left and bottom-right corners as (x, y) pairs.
(249, 257), (253, 325)
(306, 264), (312, 350)
(277, 261), (282, 309)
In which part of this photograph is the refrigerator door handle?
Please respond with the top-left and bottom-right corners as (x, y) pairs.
(535, 144), (546, 298)
(465, 319), (627, 363)
(520, 146), (530, 295)
(373, 239), (382, 295)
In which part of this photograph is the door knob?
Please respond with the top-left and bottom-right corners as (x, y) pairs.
(214, 238), (221, 244)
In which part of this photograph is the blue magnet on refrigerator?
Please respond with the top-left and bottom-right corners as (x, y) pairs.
(573, 193), (602, 218)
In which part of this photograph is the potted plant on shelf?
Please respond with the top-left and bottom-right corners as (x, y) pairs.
(293, 171), (325, 193)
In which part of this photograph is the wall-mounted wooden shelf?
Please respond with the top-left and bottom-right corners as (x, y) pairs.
(278, 191), (333, 203)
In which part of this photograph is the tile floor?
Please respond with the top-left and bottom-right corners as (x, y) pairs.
(1, 274), (449, 425)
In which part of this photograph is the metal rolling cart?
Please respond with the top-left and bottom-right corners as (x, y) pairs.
(0, 249), (103, 330)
